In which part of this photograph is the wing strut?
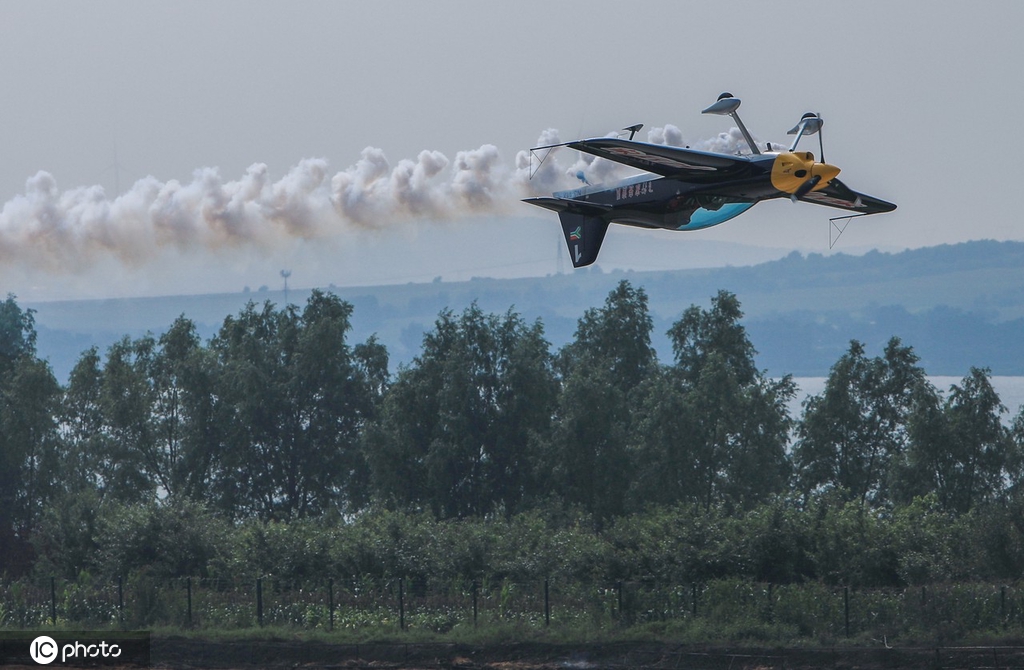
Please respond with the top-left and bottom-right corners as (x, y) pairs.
(528, 145), (557, 180)
(702, 93), (761, 155)
(828, 213), (871, 249)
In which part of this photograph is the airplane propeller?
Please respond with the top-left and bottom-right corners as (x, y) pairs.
(790, 175), (821, 203)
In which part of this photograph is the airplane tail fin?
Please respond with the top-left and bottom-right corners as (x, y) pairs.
(558, 211), (609, 268)
(523, 197), (611, 268)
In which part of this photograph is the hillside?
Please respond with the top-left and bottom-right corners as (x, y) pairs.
(25, 239), (1024, 381)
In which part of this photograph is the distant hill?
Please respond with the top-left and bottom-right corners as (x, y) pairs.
(26, 239), (1024, 382)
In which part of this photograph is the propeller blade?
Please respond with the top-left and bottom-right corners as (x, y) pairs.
(790, 175), (822, 203)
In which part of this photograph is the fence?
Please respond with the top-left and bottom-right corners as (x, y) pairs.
(1, 576), (1021, 641)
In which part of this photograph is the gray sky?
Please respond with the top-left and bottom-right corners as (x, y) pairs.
(0, 1), (1020, 301)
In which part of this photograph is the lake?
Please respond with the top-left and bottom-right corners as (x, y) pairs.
(789, 376), (1024, 424)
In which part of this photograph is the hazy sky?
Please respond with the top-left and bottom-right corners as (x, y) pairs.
(0, 1), (1020, 301)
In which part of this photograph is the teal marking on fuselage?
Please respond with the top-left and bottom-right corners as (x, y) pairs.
(678, 202), (756, 230)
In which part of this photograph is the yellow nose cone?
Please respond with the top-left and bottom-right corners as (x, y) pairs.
(812, 162), (841, 187)
(770, 152), (841, 194)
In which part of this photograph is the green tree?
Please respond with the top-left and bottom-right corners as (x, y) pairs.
(210, 291), (377, 519)
(289, 291), (380, 514)
(0, 296), (61, 575)
(1, 357), (62, 536)
(549, 281), (656, 520)
(905, 367), (1014, 513)
(631, 290), (793, 511)
(809, 493), (901, 586)
(59, 348), (107, 495)
(795, 338), (929, 506)
(151, 316), (221, 501)
(668, 288), (757, 387)
(0, 294), (36, 372)
(96, 335), (159, 503)
(31, 488), (104, 579)
(627, 368), (697, 509)
(366, 304), (555, 518)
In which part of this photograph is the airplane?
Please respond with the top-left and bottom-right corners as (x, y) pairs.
(523, 93), (896, 268)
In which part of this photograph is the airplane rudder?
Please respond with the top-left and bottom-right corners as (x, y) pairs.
(557, 211), (609, 268)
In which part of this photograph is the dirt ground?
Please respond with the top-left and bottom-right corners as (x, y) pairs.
(7, 639), (1024, 670)
(144, 639), (1024, 670)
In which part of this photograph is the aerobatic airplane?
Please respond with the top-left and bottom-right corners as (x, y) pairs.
(524, 93), (896, 267)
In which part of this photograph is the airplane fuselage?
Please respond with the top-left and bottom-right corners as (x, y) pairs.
(549, 151), (831, 232)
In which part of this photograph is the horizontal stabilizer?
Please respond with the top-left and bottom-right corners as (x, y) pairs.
(523, 197), (613, 216)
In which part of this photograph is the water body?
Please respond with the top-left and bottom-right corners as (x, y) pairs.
(789, 376), (1024, 424)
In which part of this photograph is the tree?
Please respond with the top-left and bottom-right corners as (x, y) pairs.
(209, 291), (377, 519)
(51, 328), (222, 574)
(794, 338), (929, 506)
(151, 316), (221, 502)
(905, 367), (1014, 513)
(0, 296), (61, 575)
(96, 336), (159, 503)
(557, 280), (656, 391)
(631, 290), (793, 511)
(627, 368), (698, 509)
(0, 294), (36, 373)
(668, 289), (757, 387)
(549, 281), (656, 520)
(366, 304), (556, 518)
(1, 357), (62, 536)
(59, 347), (108, 495)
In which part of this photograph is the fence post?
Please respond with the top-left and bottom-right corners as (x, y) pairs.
(1001, 585), (1007, 625)
(844, 586), (850, 638)
(187, 577), (193, 628)
(256, 578), (264, 627)
(50, 577), (57, 625)
(399, 578), (405, 631)
(472, 581), (478, 628)
(118, 576), (124, 625)
(691, 583), (697, 617)
(616, 580), (623, 620)
(328, 579), (335, 632)
(544, 578), (550, 627)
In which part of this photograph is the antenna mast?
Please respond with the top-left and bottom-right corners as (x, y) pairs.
(280, 269), (292, 305)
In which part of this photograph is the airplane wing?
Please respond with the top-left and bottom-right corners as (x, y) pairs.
(801, 178), (897, 215)
(566, 138), (752, 178)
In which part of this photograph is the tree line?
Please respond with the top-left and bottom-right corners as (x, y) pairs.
(2, 282), (1024, 585)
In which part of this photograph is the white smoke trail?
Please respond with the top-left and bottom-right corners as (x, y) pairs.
(0, 148), (523, 270)
(0, 125), (763, 271)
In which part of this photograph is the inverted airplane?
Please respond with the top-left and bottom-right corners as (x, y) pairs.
(524, 93), (896, 267)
